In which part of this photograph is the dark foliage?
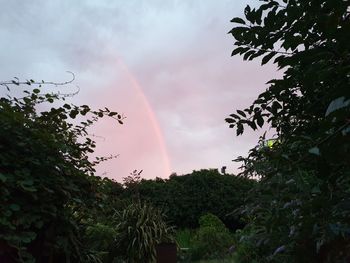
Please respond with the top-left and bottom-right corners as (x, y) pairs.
(226, 0), (350, 262)
(126, 169), (255, 230)
(0, 81), (124, 262)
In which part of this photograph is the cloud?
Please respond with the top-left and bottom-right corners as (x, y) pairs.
(0, 0), (279, 180)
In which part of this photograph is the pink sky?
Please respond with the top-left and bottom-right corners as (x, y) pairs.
(0, 0), (279, 181)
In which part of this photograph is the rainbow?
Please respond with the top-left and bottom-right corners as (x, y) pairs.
(116, 58), (172, 178)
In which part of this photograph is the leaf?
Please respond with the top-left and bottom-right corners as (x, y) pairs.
(33, 88), (40, 94)
(311, 185), (321, 194)
(0, 173), (6, 183)
(225, 118), (235, 123)
(261, 51), (276, 65)
(247, 121), (257, 130)
(342, 126), (350, 136)
(256, 114), (264, 128)
(231, 17), (246, 24)
(108, 112), (118, 117)
(243, 50), (256, 60)
(231, 47), (249, 56)
(63, 104), (71, 110)
(69, 110), (78, 119)
(21, 231), (37, 243)
(237, 110), (246, 117)
(10, 204), (20, 211)
(325, 96), (350, 116)
(273, 245), (285, 255)
(237, 123), (244, 135)
(308, 147), (320, 156)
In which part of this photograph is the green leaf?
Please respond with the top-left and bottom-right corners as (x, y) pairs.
(243, 50), (256, 60)
(261, 51), (276, 65)
(325, 96), (350, 116)
(231, 17), (246, 24)
(225, 118), (235, 123)
(308, 147), (320, 156)
(237, 123), (244, 135)
(69, 110), (78, 119)
(108, 112), (118, 117)
(33, 88), (40, 94)
(0, 173), (6, 183)
(256, 115), (264, 128)
(229, 113), (240, 119)
(247, 121), (257, 130)
(10, 204), (20, 211)
(237, 110), (246, 117)
(63, 104), (71, 110)
(231, 47), (249, 56)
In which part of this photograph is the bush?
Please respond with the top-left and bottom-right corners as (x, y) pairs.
(0, 79), (123, 262)
(226, 0), (350, 261)
(85, 223), (116, 251)
(107, 202), (174, 263)
(191, 214), (234, 260)
(136, 169), (255, 229)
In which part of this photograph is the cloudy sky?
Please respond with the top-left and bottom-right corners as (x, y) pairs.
(0, 0), (279, 181)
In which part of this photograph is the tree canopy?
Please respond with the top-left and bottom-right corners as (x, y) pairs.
(125, 169), (255, 229)
(0, 82), (124, 262)
(226, 0), (350, 262)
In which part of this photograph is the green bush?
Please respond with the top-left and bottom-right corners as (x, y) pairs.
(85, 223), (116, 251)
(107, 202), (174, 263)
(176, 229), (194, 249)
(199, 213), (228, 232)
(191, 214), (234, 260)
(0, 81), (124, 262)
(226, 0), (350, 262)
(135, 169), (255, 229)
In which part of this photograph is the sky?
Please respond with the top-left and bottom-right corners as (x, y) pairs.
(0, 0), (279, 181)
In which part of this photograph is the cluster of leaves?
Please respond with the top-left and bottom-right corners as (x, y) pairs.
(107, 202), (175, 263)
(0, 79), (124, 262)
(124, 169), (255, 229)
(190, 213), (234, 261)
(226, 0), (350, 262)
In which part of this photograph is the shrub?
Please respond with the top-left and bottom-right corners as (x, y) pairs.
(0, 78), (123, 262)
(85, 223), (116, 251)
(107, 202), (174, 263)
(191, 214), (234, 260)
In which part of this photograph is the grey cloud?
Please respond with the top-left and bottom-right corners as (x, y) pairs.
(0, 0), (278, 180)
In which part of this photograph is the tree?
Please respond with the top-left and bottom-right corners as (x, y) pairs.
(226, 0), (350, 262)
(0, 78), (124, 262)
(135, 169), (255, 229)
